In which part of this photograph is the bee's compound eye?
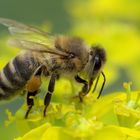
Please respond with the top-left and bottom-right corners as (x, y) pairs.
(94, 56), (101, 70)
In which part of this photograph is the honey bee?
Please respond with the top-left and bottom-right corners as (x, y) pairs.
(0, 18), (106, 118)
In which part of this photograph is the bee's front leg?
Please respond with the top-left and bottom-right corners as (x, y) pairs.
(75, 75), (88, 102)
(43, 73), (57, 117)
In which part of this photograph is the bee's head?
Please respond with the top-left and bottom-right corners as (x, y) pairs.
(89, 44), (106, 72)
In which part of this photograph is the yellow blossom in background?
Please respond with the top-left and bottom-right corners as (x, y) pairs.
(68, 0), (140, 21)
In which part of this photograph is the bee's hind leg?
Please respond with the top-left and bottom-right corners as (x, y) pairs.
(25, 91), (38, 119)
(25, 67), (42, 119)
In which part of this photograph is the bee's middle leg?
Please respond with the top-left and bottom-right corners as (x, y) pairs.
(75, 75), (88, 102)
(43, 73), (57, 117)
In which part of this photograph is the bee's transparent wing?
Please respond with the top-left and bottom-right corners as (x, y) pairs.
(0, 17), (54, 46)
(0, 17), (50, 36)
(9, 39), (69, 57)
(0, 18), (69, 57)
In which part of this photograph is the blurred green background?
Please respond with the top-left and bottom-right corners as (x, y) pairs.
(0, 0), (140, 139)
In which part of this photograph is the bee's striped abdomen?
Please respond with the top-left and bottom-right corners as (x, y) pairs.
(0, 51), (40, 100)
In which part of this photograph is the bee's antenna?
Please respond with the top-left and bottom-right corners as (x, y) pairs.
(97, 71), (106, 99)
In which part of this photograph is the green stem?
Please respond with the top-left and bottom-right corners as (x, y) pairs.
(134, 93), (140, 108)
(126, 83), (131, 103)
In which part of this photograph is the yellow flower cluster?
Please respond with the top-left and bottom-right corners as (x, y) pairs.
(3, 83), (140, 140)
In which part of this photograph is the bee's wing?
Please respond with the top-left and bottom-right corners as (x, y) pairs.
(0, 17), (54, 47)
(9, 39), (69, 57)
(0, 18), (69, 57)
(0, 17), (50, 37)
